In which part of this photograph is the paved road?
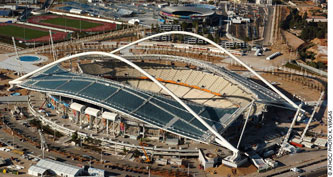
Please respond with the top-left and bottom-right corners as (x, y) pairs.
(273, 161), (327, 177)
(262, 6), (274, 46)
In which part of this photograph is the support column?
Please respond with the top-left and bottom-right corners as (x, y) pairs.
(157, 129), (160, 142)
(237, 101), (254, 149)
(106, 119), (109, 135)
(142, 124), (145, 138)
(89, 116), (94, 129)
(301, 92), (324, 140)
(162, 131), (165, 142)
(112, 120), (115, 137)
(80, 113), (82, 127)
(123, 122), (126, 136)
(75, 111), (80, 124)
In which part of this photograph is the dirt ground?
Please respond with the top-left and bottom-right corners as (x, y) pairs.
(281, 30), (305, 51)
(206, 163), (257, 177)
(260, 72), (322, 101)
(0, 150), (33, 176)
(0, 69), (19, 96)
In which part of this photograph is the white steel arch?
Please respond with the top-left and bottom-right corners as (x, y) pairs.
(9, 51), (240, 158)
(109, 31), (298, 109)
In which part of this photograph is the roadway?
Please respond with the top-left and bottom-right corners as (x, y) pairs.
(262, 5), (274, 46)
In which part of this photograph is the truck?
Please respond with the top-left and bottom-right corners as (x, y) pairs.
(266, 52), (281, 60)
(12, 149), (24, 155)
(255, 49), (262, 56)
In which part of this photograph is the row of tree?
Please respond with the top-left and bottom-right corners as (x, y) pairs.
(280, 9), (327, 41)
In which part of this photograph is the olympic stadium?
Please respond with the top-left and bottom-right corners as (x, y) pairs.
(159, 4), (218, 24)
(9, 31), (298, 167)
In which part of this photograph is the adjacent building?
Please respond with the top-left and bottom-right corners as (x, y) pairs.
(28, 159), (84, 177)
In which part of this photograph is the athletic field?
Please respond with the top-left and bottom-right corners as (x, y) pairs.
(0, 25), (49, 40)
(40, 17), (102, 29)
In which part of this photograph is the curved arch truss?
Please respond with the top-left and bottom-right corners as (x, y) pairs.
(10, 31), (298, 162)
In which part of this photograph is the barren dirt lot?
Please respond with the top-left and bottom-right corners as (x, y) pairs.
(206, 162), (257, 177)
(260, 73), (322, 101)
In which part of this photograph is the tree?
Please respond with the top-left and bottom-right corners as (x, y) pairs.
(71, 131), (78, 141)
(303, 12), (308, 21)
(207, 33), (214, 41)
(181, 22), (188, 31)
(173, 19), (179, 25)
(193, 20), (199, 33)
(155, 24), (160, 33)
(179, 34), (184, 42)
(123, 146), (127, 154)
(133, 149), (141, 157)
(203, 27), (208, 34)
(214, 32), (221, 44)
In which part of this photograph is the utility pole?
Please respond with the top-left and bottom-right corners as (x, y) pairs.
(11, 37), (18, 59)
(39, 129), (49, 159)
(12, 130), (14, 149)
(301, 92), (324, 140)
(100, 149), (103, 162)
(12, 37), (22, 76)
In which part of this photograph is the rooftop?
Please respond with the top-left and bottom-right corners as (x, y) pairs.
(19, 65), (240, 143)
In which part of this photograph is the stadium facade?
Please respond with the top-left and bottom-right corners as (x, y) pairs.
(159, 4), (218, 24)
(10, 31), (297, 167)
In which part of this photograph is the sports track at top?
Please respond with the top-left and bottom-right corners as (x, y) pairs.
(29, 14), (117, 32)
(40, 16), (102, 29)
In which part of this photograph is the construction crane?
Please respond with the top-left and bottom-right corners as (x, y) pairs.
(38, 129), (49, 159)
(277, 103), (302, 157)
(301, 92), (324, 140)
(139, 140), (150, 163)
(39, 100), (47, 110)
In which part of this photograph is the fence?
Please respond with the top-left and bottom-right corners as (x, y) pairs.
(295, 61), (327, 77)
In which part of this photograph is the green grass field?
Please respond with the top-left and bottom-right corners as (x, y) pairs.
(41, 17), (102, 30)
(0, 25), (48, 40)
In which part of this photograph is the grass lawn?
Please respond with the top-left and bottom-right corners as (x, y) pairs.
(0, 25), (48, 40)
(40, 17), (102, 29)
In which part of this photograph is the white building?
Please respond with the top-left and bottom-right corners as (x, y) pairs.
(17, 0), (37, 4)
(256, 0), (272, 5)
(128, 19), (140, 25)
(198, 149), (217, 170)
(28, 165), (51, 176)
(70, 9), (83, 15)
(29, 159), (84, 177)
(231, 17), (250, 24)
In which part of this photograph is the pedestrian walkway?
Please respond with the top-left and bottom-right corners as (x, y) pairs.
(0, 54), (47, 73)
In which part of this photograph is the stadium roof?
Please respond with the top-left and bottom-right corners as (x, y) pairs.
(19, 65), (241, 142)
(161, 6), (215, 17)
(117, 8), (133, 16)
